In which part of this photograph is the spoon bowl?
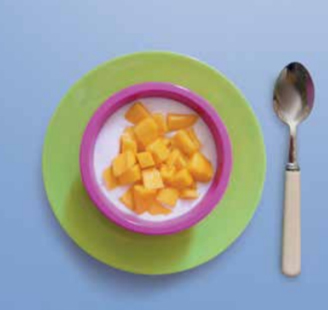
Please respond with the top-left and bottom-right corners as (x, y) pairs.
(274, 62), (314, 127)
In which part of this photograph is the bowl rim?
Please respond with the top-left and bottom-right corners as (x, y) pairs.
(80, 82), (232, 235)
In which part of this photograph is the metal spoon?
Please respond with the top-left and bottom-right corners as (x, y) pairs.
(273, 62), (314, 277)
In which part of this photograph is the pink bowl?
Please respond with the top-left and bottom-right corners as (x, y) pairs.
(80, 82), (232, 235)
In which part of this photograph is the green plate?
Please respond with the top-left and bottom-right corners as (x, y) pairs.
(43, 51), (266, 275)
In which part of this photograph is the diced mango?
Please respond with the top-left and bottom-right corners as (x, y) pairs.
(175, 153), (187, 169)
(188, 152), (214, 182)
(125, 102), (151, 124)
(167, 113), (198, 131)
(112, 151), (136, 177)
(170, 168), (194, 189)
(125, 151), (136, 167)
(134, 118), (159, 147)
(161, 137), (171, 147)
(153, 113), (167, 135)
(185, 127), (201, 149)
(102, 166), (117, 190)
(166, 148), (179, 167)
(121, 136), (137, 154)
(142, 168), (164, 190)
(119, 187), (134, 210)
(180, 189), (199, 199)
(122, 126), (136, 140)
(146, 138), (170, 164)
(166, 148), (187, 169)
(133, 185), (156, 214)
(172, 130), (199, 156)
(156, 188), (179, 207)
(118, 165), (141, 185)
(103, 106), (214, 217)
(136, 152), (155, 169)
(160, 165), (176, 184)
(149, 200), (172, 215)
(122, 127), (144, 151)
(188, 181), (197, 190)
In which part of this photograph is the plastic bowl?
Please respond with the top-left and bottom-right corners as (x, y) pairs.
(80, 82), (232, 235)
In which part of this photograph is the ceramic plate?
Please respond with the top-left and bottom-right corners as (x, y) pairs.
(43, 51), (266, 275)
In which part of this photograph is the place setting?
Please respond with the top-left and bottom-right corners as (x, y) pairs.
(43, 51), (313, 276)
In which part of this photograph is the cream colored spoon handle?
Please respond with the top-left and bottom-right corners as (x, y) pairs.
(282, 170), (301, 277)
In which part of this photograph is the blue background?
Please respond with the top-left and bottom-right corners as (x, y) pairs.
(0, 0), (327, 309)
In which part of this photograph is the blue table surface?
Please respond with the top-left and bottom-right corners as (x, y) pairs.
(1, 0), (327, 309)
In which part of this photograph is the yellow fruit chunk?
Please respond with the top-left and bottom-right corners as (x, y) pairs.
(142, 168), (164, 190)
(119, 187), (134, 210)
(122, 127), (144, 151)
(156, 188), (179, 207)
(180, 189), (199, 199)
(112, 151), (136, 177)
(102, 166), (117, 190)
(146, 138), (170, 164)
(121, 136), (137, 154)
(172, 130), (199, 156)
(188, 182), (197, 190)
(188, 152), (214, 182)
(152, 113), (167, 135)
(160, 165), (176, 184)
(175, 153), (187, 169)
(149, 200), (172, 215)
(136, 152), (155, 169)
(122, 126), (136, 140)
(118, 165), (141, 185)
(166, 148), (187, 169)
(134, 118), (159, 147)
(185, 127), (201, 149)
(133, 185), (156, 214)
(167, 113), (198, 131)
(170, 168), (194, 189)
(161, 137), (171, 147)
(125, 102), (151, 124)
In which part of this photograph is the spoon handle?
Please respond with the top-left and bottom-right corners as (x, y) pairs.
(282, 170), (301, 277)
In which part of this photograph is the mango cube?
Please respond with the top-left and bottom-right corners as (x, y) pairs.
(118, 165), (141, 185)
(142, 168), (164, 190)
(153, 113), (167, 135)
(172, 130), (199, 156)
(188, 152), (214, 182)
(133, 185), (156, 214)
(179, 189), (199, 199)
(136, 152), (155, 169)
(120, 187), (134, 210)
(170, 168), (194, 189)
(122, 127), (144, 151)
(166, 148), (187, 169)
(102, 166), (117, 190)
(122, 126), (136, 140)
(121, 136), (137, 154)
(156, 188), (179, 207)
(125, 102), (151, 124)
(149, 201), (172, 215)
(112, 151), (136, 177)
(146, 138), (170, 164)
(161, 137), (171, 147)
(175, 153), (187, 169)
(134, 117), (159, 147)
(160, 165), (176, 184)
(167, 113), (198, 131)
(185, 128), (201, 149)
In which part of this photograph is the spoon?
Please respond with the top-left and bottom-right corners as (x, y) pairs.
(273, 62), (314, 277)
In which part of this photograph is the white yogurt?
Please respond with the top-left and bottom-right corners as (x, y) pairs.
(93, 97), (217, 222)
